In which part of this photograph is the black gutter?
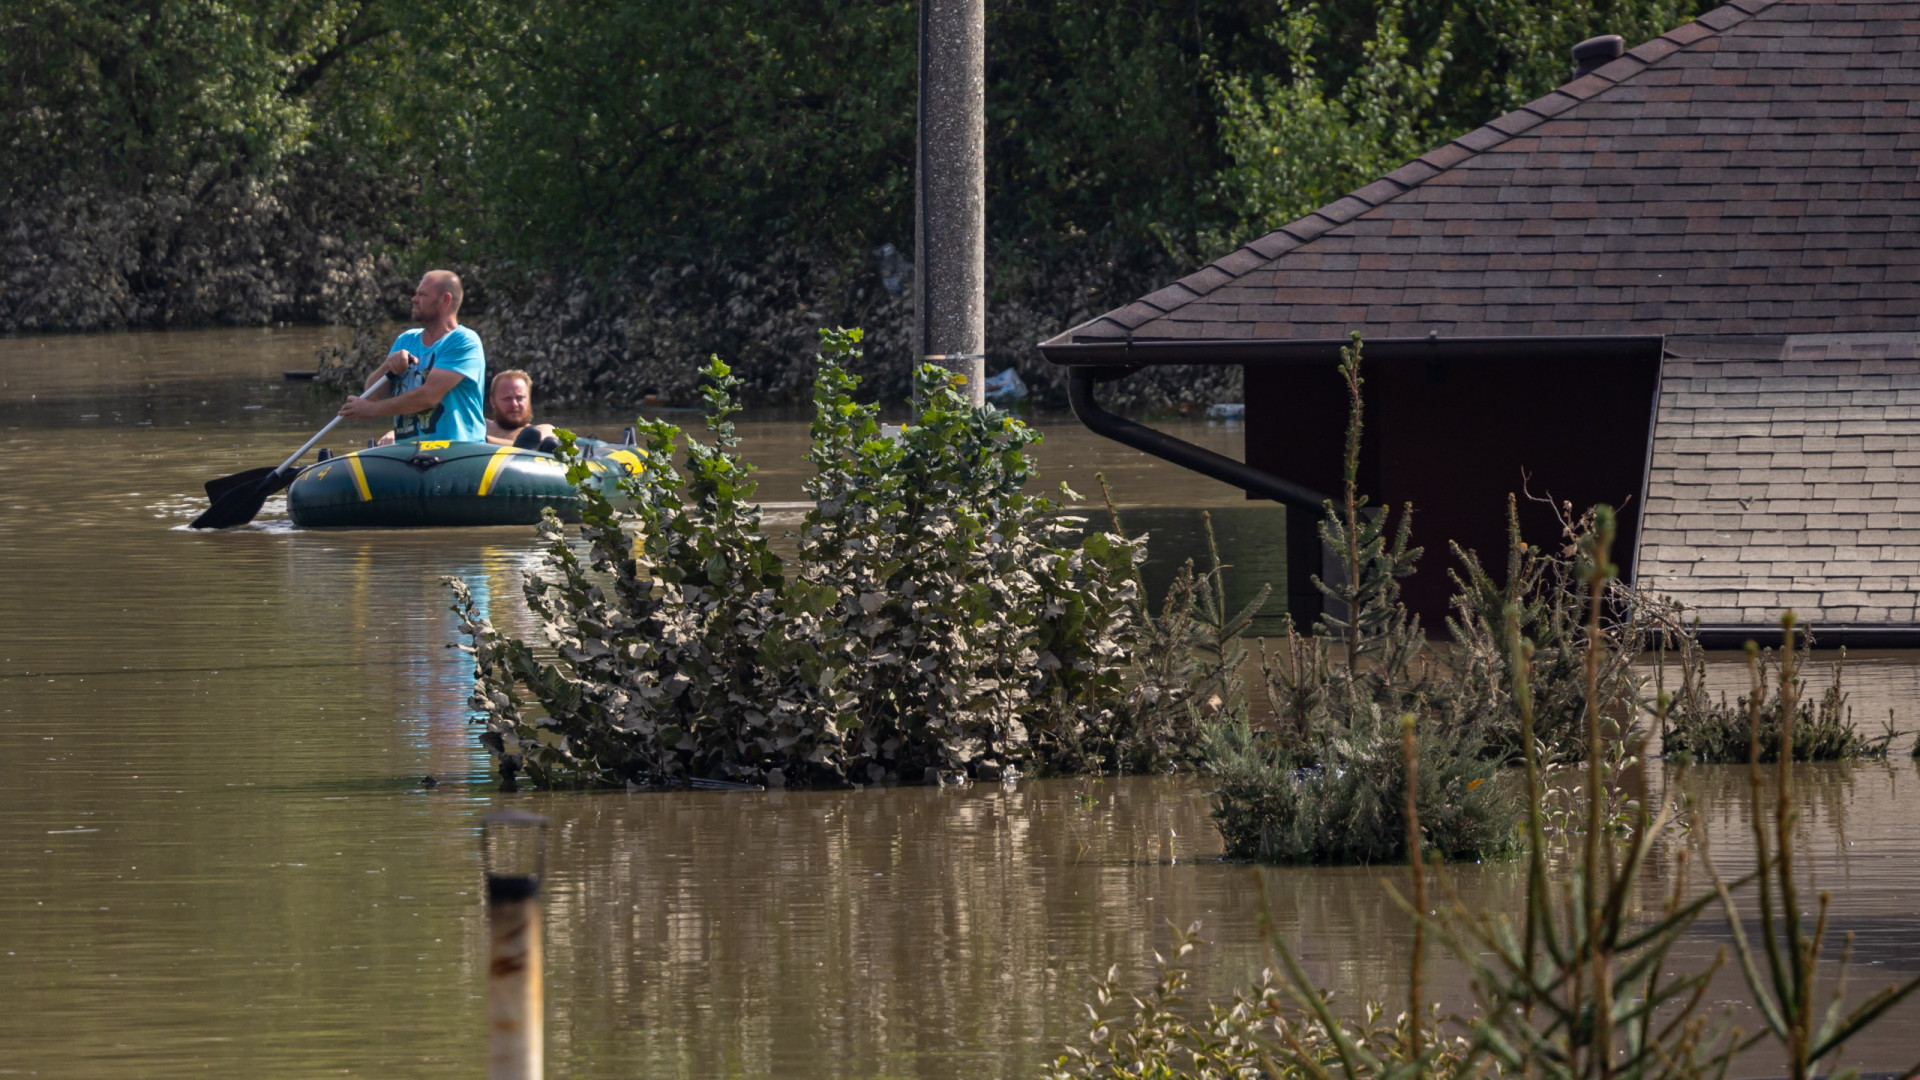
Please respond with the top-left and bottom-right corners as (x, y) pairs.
(1067, 368), (1330, 515)
(1047, 333), (1664, 520)
(1694, 625), (1920, 650)
(1040, 334), (1665, 368)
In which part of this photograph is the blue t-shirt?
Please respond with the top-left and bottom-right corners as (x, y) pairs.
(387, 326), (486, 444)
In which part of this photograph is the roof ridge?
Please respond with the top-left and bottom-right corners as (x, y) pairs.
(1056, 0), (1779, 343)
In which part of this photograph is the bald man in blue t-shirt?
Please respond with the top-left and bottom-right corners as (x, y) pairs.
(340, 270), (487, 445)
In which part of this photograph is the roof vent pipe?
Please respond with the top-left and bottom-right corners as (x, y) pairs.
(1571, 35), (1625, 79)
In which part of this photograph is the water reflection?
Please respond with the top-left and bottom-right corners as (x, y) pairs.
(529, 779), (1243, 1077)
(1, 329), (1918, 1077)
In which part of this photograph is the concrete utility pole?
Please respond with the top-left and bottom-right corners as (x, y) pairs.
(914, 0), (986, 407)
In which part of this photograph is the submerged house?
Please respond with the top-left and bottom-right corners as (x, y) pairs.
(1040, 0), (1920, 644)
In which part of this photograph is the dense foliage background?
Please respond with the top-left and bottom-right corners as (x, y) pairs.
(0, 0), (1705, 402)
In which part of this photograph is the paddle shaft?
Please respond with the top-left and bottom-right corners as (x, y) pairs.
(274, 373), (389, 473)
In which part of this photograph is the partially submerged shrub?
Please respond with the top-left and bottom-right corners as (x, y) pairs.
(1069, 483), (1272, 777)
(1202, 334), (1522, 865)
(1445, 496), (1654, 764)
(451, 328), (1155, 788)
(1205, 706), (1512, 864)
(1660, 633), (1896, 763)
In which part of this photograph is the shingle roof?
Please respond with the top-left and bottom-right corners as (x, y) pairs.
(1049, 0), (1920, 347)
(1638, 331), (1920, 628)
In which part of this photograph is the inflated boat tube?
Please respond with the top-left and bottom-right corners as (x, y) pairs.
(286, 438), (646, 528)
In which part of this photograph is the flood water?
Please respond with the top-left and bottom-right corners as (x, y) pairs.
(3, 328), (1920, 1077)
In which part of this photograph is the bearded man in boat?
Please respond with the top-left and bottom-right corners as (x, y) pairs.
(484, 369), (559, 451)
(340, 270), (487, 445)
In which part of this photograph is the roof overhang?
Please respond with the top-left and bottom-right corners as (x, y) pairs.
(1038, 334), (1668, 369)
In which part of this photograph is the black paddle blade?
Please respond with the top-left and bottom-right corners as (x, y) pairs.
(189, 468), (295, 530)
(203, 466), (277, 504)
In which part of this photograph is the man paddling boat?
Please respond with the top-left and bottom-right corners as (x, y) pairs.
(341, 270), (487, 445)
(485, 369), (558, 450)
(190, 269), (496, 529)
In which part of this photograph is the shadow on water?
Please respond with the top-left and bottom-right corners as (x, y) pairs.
(2, 329), (1919, 1077)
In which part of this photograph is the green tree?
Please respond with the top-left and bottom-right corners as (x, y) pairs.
(0, 0), (394, 190)
(450, 0), (918, 263)
(1203, 0), (1451, 256)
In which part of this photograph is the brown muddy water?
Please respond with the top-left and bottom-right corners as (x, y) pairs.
(3, 328), (1920, 1077)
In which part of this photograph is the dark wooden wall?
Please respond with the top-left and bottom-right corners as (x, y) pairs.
(1243, 351), (1662, 633)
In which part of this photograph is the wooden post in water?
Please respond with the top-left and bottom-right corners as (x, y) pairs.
(482, 809), (549, 1080)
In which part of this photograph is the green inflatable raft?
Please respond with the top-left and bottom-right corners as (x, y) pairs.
(285, 438), (646, 528)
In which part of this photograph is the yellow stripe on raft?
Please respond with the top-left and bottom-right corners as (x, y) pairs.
(345, 453), (372, 502)
(477, 445), (519, 497)
(607, 449), (646, 474)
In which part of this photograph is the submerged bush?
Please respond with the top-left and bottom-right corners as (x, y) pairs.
(1660, 634), (1896, 763)
(450, 328), (1184, 789)
(1205, 707), (1512, 864)
(1444, 497), (1657, 765)
(1201, 335), (1526, 865)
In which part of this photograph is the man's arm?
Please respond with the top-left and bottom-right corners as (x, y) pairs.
(340, 368), (465, 420)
